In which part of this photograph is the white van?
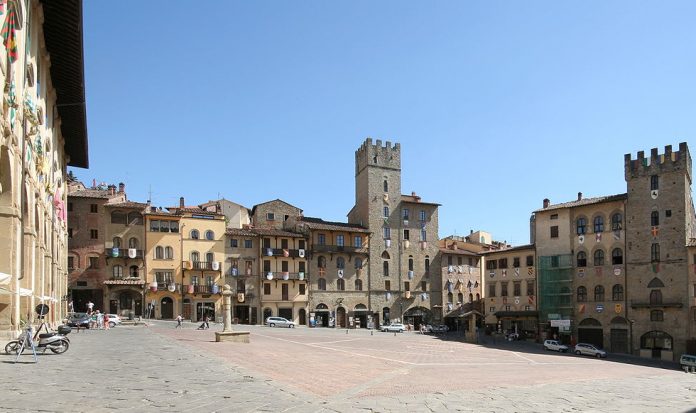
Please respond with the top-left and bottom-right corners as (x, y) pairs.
(679, 354), (696, 373)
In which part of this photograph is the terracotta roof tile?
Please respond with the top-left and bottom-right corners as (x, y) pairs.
(106, 201), (148, 209)
(400, 194), (441, 206)
(252, 228), (304, 238)
(225, 228), (259, 237)
(534, 193), (627, 213)
(300, 217), (370, 233)
(68, 189), (113, 199)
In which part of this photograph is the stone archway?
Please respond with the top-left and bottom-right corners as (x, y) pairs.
(578, 317), (603, 348)
(336, 306), (346, 328)
(160, 297), (174, 319)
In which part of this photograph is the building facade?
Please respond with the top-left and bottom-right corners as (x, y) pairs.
(224, 228), (259, 325)
(0, 0), (88, 338)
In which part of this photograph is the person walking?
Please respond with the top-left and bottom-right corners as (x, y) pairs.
(176, 314), (183, 328)
(96, 310), (104, 330)
(204, 316), (210, 329)
(104, 313), (110, 330)
(86, 301), (94, 314)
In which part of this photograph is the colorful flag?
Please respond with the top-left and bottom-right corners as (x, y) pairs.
(1, 5), (17, 63)
(651, 226), (659, 237)
(528, 296), (534, 304)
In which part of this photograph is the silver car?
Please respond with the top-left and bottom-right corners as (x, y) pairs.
(574, 343), (607, 358)
(544, 339), (569, 353)
(380, 323), (406, 333)
(265, 316), (295, 328)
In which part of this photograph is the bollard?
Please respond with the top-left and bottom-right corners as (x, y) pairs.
(346, 329), (348, 334)
(371, 330), (373, 336)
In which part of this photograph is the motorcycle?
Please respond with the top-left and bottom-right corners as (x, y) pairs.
(5, 324), (71, 355)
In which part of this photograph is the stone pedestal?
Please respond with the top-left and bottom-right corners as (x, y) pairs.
(215, 331), (250, 343)
(216, 284), (250, 343)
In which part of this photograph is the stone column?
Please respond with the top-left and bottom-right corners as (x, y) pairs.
(222, 284), (232, 332)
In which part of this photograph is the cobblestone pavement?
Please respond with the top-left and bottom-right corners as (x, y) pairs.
(2, 321), (696, 412)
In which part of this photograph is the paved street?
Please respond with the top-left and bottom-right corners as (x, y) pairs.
(2, 322), (696, 412)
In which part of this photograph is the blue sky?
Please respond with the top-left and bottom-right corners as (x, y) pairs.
(76, 1), (695, 245)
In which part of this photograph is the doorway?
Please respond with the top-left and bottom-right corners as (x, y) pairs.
(161, 297), (174, 319)
(278, 308), (293, 321)
(235, 305), (250, 324)
(336, 307), (346, 328)
(196, 302), (215, 322)
(298, 309), (306, 326)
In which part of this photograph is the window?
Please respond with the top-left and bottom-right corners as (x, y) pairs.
(550, 226), (559, 238)
(191, 275), (199, 286)
(318, 256), (326, 268)
(447, 292), (454, 304)
(513, 282), (521, 296)
(90, 229), (98, 239)
(577, 286), (587, 302)
(190, 230), (199, 240)
(336, 257), (345, 269)
(550, 214), (558, 220)
(405, 281), (411, 292)
(425, 256), (430, 273)
(205, 230), (214, 240)
(447, 256), (453, 266)
(90, 204), (98, 213)
(488, 283), (496, 297)
(353, 236), (362, 248)
(355, 279), (363, 291)
(576, 218), (587, 235)
(112, 211), (126, 224)
(650, 175), (659, 191)
(299, 261), (305, 273)
(383, 180), (388, 192)
(486, 260), (497, 270)
(113, 237), (122, 248)
(612, 213), (622, 230)
(665, 210), (672, 217)
(383, 206), (389, 218)
(650, 290), (662, 305)
(593, 216), (604, 233)
(402, 208), (409, 221)
(244, 239), (253, 249)
(264, 283), (271, 295)
(336, 235), (344, 247)
(281, 239), (289, 249)
(403, 229), (410, 240)
(498, 258), (508, 268)
(337, 278), (345, 291)
(383, 226), (391, 239)
(419, 210), (426, 221)
(88, 256), (99, 269)
(650, 310), (663, 321)
(299, 284), (306, 295)
(231, 239), (238, 248)
(149, 220), (160, 232)
(68, 228), (73, 238)
(206, 252), (214, 263)
(651, 243), (660, 262)
(383, 261), (389, 276)
(505, 305), (511, 311)
(501, 282), (508, 297)
(527, 255), (534, 266)
(318, 234), (326, 245)
(577, 251), (587, 267)
(112, 265), (123, 278)
(162, 246), (171, 260)
(170, 221), (179, 233)
(284, 215), (289, 222)
(190, 251), (200, 263)
(490, 307), (496, 313)
(155, 271), (173, 284)
(594, 285), (605, 302)
(298, 240), (306, 249)
(266, 213), (275, 221)
(129, 238), (138, 249)
(527, 280), (535, 296)
(513, 257), (520, 268)
(612, 284), (624, 301)
(67, 256), (75, 270)
(421, 281), (427, 291)
(651, 211), (659, 226)
(385, 280), (391, 291)
(457, 257), (462, 265)
(612, 248), (623, 265)
(155, 246), (164, 259)
(354, 258), (363, 269)
(420, 229), (427, 241)
(593, 250), (605, 266)
(457, 292), (463, 303)
(408, 257), (414, 271)
(128, 212), (144, 225)
(263, 260), (271, 272)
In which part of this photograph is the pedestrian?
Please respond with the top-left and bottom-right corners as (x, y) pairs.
(104, 313), (110, 330)
(204, 316), (210, 329)
(86, 300), (94, 314)
(176, 314), (182, 328)
(96, 310), (104, 330)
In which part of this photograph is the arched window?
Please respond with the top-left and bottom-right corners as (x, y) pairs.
(190, 251), (200, 262)
(128, 237), (138, 248)
(129, 265), (139, 277)
(457, 292), (464, 303)
(593, 216), (604, 233)
(190, 229), (199, 240)
(111, 211), (126, 224)
(113, 237), (122, 248)
(594, 285), (605, 301)
(650, 290), (662, 305)
(447, 292), (453, 304)
(337, 278), (345, 291)
(408, 256), (414, 271)
(577, 251), (587, 267)
(155, 246), (164, 259)
(205, 230), (214, 240)
(383, 206), (389, 218)
(355, 279), (363, 291)
(612, 248), (623, 265)
(425, 256), (430, 273)
(318, 256), (326, 268)
(354, 258), (363, 269)
(383, 261), (389, 276)
(112, 265), (123, 278)
(383, 179), (388, 192)
(576, 217), (587, 235)
(336, 257), (345, 269)
(469, 293), (473, 303)
(381, 251), (390, 259)
(640, 330), (672, 349)
(127, 212), (143, 225)
(651, 211), (659, 226)
(593, 250), (604, 266)
(318, 278), (326, 291)
(206, 252), (214, 263)
(612, 284), (624, 301)
(165, 246), (173, 259)
(611, 213), (622, 230)
(577, 286), (587, 302)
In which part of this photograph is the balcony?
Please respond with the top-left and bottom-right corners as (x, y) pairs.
(261, 272), (308, 281)
(183, 284), (222, 294)
(630, 300), (683, 309)
(182, 261), (222, 271)
(106, 248), (144, 259)
(261, 248), (306, 258)
(311, 244), (367, 254)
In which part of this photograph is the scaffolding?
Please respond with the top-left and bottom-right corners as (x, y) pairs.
(538, 254), (574, 323)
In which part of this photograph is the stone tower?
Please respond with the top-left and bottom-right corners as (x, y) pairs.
(624, 142), (695, 359)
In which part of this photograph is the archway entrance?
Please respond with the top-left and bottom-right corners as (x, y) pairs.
(404, 306), (431, 330)
(299, 308), (306, 326)
(610, 317), (629, 354)
(336, 307), (346, 328)
(353, 304), (368, 328)
(160, 297), (174, 319)
(315, 303), (330, 327)
(641, 331), (672, 359)
(117, 290), (142, 318)
(578, 318), (603, 348)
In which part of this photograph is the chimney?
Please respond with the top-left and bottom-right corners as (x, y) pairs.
(118, 182), (125, 193)
(543, 198), (550, 209)
(577, 192), (582, 201)
(179, 197), (185, 208)
(92, 178), (96, 189)
(108, 185), (116, 196)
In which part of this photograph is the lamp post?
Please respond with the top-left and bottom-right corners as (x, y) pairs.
(180, 223), (186, 319)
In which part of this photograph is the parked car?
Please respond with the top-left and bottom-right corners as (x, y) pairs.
(66, 312), (91, 329)
(106, 314), (122, 328)
(574, 343), (607, 358)
(265, 317), (295, 328)
(679, 354), (696, 373)
(380, 323), (406, 333)
(544, 339), (569, 353)
(430, 325), (449, 334)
